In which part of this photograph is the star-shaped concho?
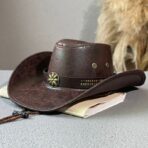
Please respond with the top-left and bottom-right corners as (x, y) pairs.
(48, 72), (59, 87)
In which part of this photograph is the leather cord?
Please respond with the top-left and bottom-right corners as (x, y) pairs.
(0, 110), (39, 125)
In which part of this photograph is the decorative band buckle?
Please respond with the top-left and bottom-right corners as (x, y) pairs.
(48, 72), (59, 87)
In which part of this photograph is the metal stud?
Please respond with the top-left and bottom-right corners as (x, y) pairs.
(105, 62), (110, 68)
(92, 63), (98, 69)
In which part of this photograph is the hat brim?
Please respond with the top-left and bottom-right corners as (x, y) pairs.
(8, 52), (146, 112)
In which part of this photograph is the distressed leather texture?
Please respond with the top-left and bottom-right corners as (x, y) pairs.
(8, 39), (146, 112)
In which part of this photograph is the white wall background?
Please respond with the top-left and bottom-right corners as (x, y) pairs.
(0, 0), (100, 69)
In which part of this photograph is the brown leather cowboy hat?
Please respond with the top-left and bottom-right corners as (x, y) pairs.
(8, 39), (146, 112)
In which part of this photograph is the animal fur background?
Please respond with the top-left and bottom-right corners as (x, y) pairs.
(96, 0), (148, 72)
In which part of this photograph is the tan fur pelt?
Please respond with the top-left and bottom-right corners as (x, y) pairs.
(96, 0), (148, 72)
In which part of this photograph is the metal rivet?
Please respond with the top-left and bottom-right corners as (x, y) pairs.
(105, 62), (110, 68)
(92, 63), (98, 69)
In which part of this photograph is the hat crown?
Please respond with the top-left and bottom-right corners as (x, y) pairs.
(48, 39), (113, 79)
